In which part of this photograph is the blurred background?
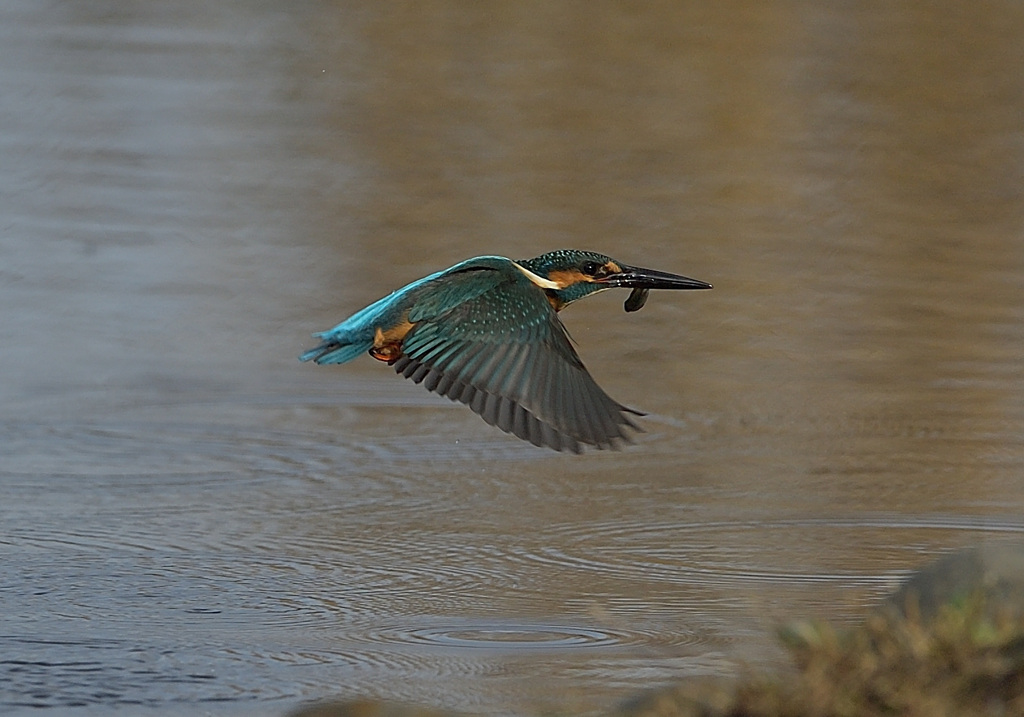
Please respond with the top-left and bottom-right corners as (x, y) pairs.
(1, 1), (1022, 715)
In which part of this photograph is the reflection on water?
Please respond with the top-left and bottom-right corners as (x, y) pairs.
(2, 0), (1024, 715)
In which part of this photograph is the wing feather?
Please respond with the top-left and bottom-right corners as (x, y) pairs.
(395, 263), (639, 451)
(432, 372), (455, 396)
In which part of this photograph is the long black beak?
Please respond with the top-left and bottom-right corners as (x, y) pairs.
(600, 265), (712, 291)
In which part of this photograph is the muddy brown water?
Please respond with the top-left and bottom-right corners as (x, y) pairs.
(2, 1), (1023, 715)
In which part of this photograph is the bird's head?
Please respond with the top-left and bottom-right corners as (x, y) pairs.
(516, 249), (712, 311)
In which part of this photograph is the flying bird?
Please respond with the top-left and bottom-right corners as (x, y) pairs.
(301, 250), (711, 452)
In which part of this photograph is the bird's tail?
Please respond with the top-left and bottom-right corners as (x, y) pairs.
(299, 331), (372, 364)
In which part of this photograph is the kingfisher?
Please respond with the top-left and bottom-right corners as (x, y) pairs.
(301, 250), (711, 453)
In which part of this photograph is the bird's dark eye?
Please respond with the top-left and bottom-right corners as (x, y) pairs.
(581, 261), (602, 276)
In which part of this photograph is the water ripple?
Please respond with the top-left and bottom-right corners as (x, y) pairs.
(374, 622), (625, 650)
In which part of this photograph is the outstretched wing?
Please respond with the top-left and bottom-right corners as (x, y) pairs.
(392, 266), (641, 452)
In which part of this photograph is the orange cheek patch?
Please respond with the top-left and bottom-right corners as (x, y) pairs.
(546, 269), (590, 288)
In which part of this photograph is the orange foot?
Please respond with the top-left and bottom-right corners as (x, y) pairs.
(369, 342), (402, 362)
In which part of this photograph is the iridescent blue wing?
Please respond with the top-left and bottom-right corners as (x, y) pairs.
(394, 266), (640, 452)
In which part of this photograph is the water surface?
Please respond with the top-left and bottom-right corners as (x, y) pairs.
(2, 1), (1023, 715)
